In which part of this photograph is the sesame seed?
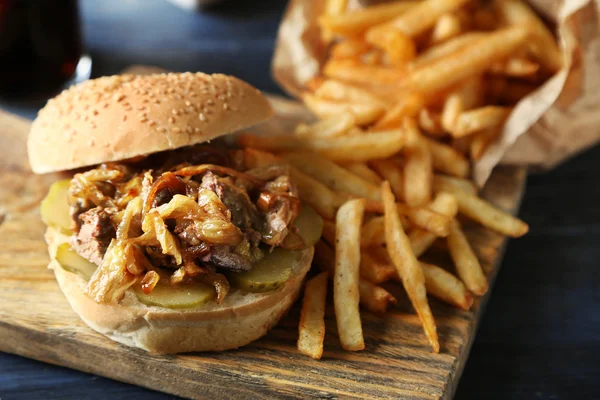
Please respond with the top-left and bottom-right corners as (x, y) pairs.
(172, 109), (179, 116)
(158, 127), (166, 132)
(168, 116), (175, 124)
(92, 109), (99, 116)
(172, 127), (181, 133)
(140, 117), (148, 123)
(223, 103), (229, 110)
(137, 105), (146, 111)
(148, 120), (156, 126)
(185, 101), (192, 106)
(199, 113), (206, 121)
(123, 115), (128, 121)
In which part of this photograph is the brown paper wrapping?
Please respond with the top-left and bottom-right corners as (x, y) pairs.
(271, 0), (598, 186)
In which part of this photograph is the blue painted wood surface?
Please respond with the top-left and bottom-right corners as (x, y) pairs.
(1, 0), (599, 399)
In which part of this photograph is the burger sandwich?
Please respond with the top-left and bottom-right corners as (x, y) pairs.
(27, 73), (322, 353)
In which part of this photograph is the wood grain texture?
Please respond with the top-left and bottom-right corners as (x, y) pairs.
(0, 101), (526, 399)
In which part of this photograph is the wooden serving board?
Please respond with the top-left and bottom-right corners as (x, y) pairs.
(0, 100), (526, 399)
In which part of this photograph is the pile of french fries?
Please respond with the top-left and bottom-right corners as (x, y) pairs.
(245, 0), (556, 359)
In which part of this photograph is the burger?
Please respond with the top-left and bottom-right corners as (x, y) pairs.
(27, 72), (322, 353)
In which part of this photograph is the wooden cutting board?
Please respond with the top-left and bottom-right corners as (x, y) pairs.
(0, 99), (526, 399)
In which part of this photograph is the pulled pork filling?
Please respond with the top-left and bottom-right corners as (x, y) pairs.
(67, 143), (300, 304)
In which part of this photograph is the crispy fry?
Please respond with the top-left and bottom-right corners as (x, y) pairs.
(434, 178), (529, 237)
(451, 106), (511, 138)
(302, 93), (385, 125)
(418, 109), (445, 137)
(488, 57), (540, 77)
(494, 0), (562, 72)
(283, 151), (381, 201)
(311, 129), (406, 162)
(470, 126), (502, 160)
(403, 26), (530, 95)
(407, 192), (458, 257)
(321, 0), (349, 43)
(431, 13), (462, 44)
(447, 220), (488, 295)
(373, 92), (425, 130)
(410, 32), (486, 70)
(369, 159), (404, 200)
(403, 119), (433, 206)
(334, 199), (366, 351)
(323, 59), (404, 86)
(315, 80), (388, 109)
(441, 76), (483, 131)
(361, 202), (450, 237)
(298, 271), (329, 359)
(331, 39), (371, 59)
(242, 148), (340, 220)
(319, 1), (417, 37)
(360, 250), (396, 284)
(367, 0), (471, 40)
(382, 181), (439, 353)
(426, 138), (470, 178)
(378, 30), (416, 66)
(295, 112), (356, 139)
(241, 129), (405, 163)
(359, 279), (397, 314)
(433, 174), (478, 196)
(421, 262), (473, 310)
(343, 162), (383, 185)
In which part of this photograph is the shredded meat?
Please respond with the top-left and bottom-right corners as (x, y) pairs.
(70, 207), (115, 265)
(67, 142), (302, 303)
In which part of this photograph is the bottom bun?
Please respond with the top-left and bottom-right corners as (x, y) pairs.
(45, 227), (313, 354)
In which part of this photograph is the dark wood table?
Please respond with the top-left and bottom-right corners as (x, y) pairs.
(1, 0), (599, 398)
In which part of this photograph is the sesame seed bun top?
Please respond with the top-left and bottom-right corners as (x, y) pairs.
(27, 72), (273, 174)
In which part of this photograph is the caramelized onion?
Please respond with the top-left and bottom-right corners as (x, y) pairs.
(141, 270), (160, 294)
(143, 172), (187, 215)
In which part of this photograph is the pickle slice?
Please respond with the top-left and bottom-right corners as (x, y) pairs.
(292, 204), (323, 248)
(228, 248), (302, 293)
(55, 243), (97, 280)
(135, 281), (214, 309)
(41, 179), (72, 234)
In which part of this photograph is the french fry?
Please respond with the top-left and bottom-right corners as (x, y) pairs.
(321, 0), (349, 43)
(470, 126), (502, 160)
(433, 174), (478, 196)
(494, 0), (562, 72)
(373, 92), (425, 130)
(331, 39), (371, 59)
(434, 178), (529, 237)
(447, 220), (488, 295)
(319, 1), (417, 37)
(441, 76), (483, 131)
(408, 192), (459, 256)
(451, 106), (511, 138)
(410, 32), (486, 69)
(403, 26), (530, 95)
(403, 119), (433, 207)
(369, 159), (404, 200)
(488, 57), (540, 77)
(302, 93), (385, 125)
(315, 80), (388, 109)
(334, 199), (366, 351)
(382, 181), (439, 353)
(426, 138), (470, 178)
(367, 0), (471, 41)
(343, 162), (383, 185)
(295, 112), (356, 139)
(421, 262), (473, 310)
(359, 279), (397, 314)
(418, 109), (445, 137)
(378, 30), (416, 66)
(241, 129), (405, 163)
(242, 148), (340, 220)
(323, 59), (404, 86)
(283, 151), (381, 201)
(431, 13), (462, 44)
(311, 129), (406, 162)
(360, 250), (396, 284)
(298, 271), (329, 359)
(361, 50), (384, 65)
(361, 203), (450, 238)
